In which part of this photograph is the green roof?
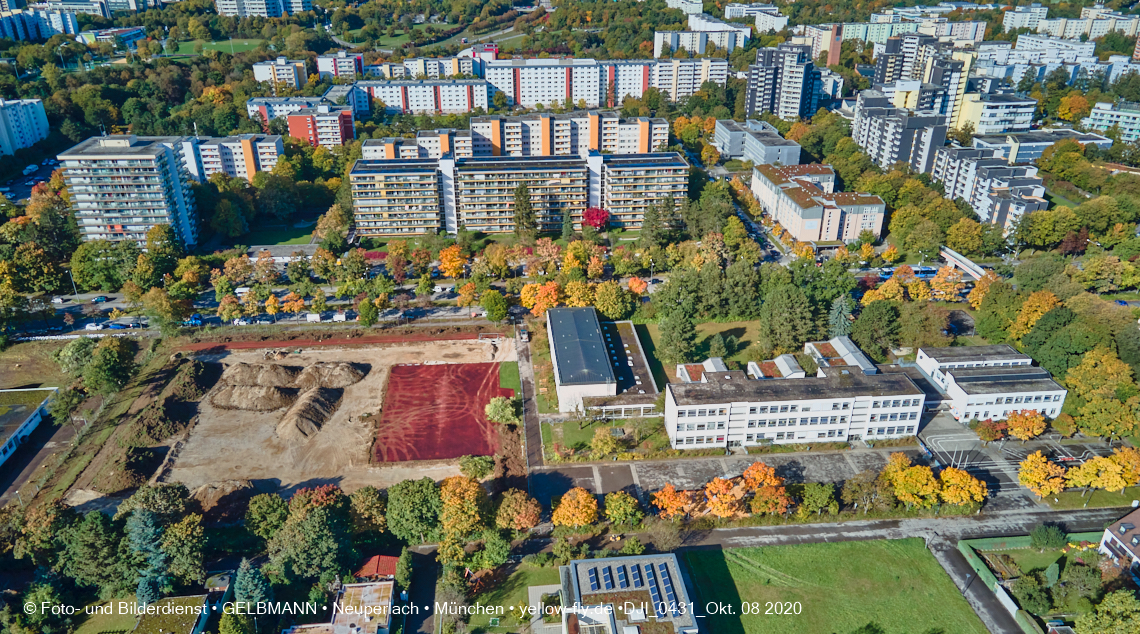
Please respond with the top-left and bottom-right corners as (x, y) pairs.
(133, 596), (207, 634)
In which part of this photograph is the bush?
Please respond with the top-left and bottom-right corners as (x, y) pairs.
(619, 536), (645, 556)
(459, 455), (494, 480)
(1030, 523), (1067, 552)
(1010, 574), (1051, 615)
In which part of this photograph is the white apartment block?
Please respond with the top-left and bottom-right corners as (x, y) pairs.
(1100, 510), (1140, 571)
(214, 0), (310, 17)
(931, 146), (1047, 228)
(666, 0), (702, 14)
(316, 50), (363, 80)
(1083, 101), (1140, 142)
(750, 164), (886, 242)
(362, 130), (475, 160)
(665, 370), (925, 449)
(652, 58), (730, 101)
(0, 8), (78, 40)
(689, 13), (752, 40)
(187, 134), (283, 182)
(754, 10), (789, 33)
(653, 30), (743, 57)
(916, 345), (1031, 389)
(251, 57), (307, 88)
(352, 79), (491, 115)
(958, 92), (1036, 134)
(1003, 3), (1048, 32)
(1014, 33), (1096, 56)
(28, 0), (107, 18)
(58, 135), (198, 248)
(724, 3), (778, 18)
(350, 158), (446, 236)
(745, 44), (821, 120)
(1037, 11), (1140, 39)
(246, 96), (325, 123)
(713, 119), (802, 165)
(469, 112), (668, 158)
(0, 99), (47, 156)
(349, 152), (689, 237)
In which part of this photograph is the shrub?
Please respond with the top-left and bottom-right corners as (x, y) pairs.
(1010, 574), (1051, 615)
(459, 455), (494, 480)
(619, 536), (646, 556)
(1030, 523), (1067, 552)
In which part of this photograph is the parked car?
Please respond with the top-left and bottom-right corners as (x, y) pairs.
(233, 318), (250, 326)
(1116, 300), (1130, 307)
(51, 296), (65, 304)
(108, 323), (128, 330)
(91, 295), (109, 303)
(307, 313), (322, 323)
(85, 322), (104, 331)
(48, 325), (64, 332)
(182, 313), (203, 327)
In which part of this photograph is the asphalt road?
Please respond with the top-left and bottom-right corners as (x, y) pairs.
(0, 417), (77, 506)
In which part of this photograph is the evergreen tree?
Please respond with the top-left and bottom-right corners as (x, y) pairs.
(724, 259), (760, 318)
(234, 558), (274, 607)
(640, 201), (665, 249)
(708, 333), (728, 358)
(758, 286), (814, 354)
(126, 510), (169, 605)
(513, 182), (537, 241)
(357, 296), (378, 327)
(658, 311), (698, 365)
(829, 295), (854, 338)
(561, 208), (574, 241)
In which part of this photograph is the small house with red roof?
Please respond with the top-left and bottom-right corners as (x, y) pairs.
(355, 555), (400, 581)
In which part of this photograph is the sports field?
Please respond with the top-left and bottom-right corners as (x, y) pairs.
(373, 362), (513, 462)
(175, 39), (263, 55)
(682, 539), (988, 634)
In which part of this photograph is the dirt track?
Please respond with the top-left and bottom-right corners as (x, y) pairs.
(165, 339), (517, 494)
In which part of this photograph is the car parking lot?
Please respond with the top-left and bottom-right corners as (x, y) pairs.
(4, 160), (58, 203)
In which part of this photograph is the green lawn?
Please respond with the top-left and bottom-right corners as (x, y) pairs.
(244, 223), (313, 246)
(348, 29), (412, 47)
(499, 361), (521, 396)
(468, 563), (562, 633)
(74, 600), (138, 634)
(640, 321), (761, 386)
(982, 548), (1067, 574)
(683, 539), (988, 634)
(1045, 189), (1078, 208)
(174, 39), (263, 55)
(1046, 486), (1140, 510)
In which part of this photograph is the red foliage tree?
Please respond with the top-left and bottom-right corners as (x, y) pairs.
(583, 207), (610, 230)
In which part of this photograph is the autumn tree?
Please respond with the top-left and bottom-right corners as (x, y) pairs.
(439, 476), (487, 539)
(457, 282), (477, 308)
(1007, 409), (1047, 442)
(439, 245), (467, 279)
(966, 270), (1000, 310)
(939, 467), (987, 507)
(1113, 447), (1140, 489)
(495, 489), (542, 531)
(565, 280), (595, 308)
(552, 487), (598, 528)
(742, 462), (790, 515)
(1009, 290), (1060, 340)
(651, 483), (690, 521)
(594, 280), (634, 319)
(590, 427), (621, 457)
(892, 466), (941, 509)
(1065, 347), (1134, 400)
(930, 266), (965, 302)
(604, 491), (644, 525)
(1019, 451), (1067, 499)
(704, 477), (738, 519)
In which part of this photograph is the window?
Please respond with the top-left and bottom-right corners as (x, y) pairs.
(779, 405), (789, 413)
(676, 425), (683, 432)
(756, 433), (765, 440)
(891, 400), (900, 407)
(843, 403), (850, 410)
(768, 421), (777, 427)
(716, 422), (726, 430)
(870, 414), (878, 422)
(776, 432), (785, 440)
(790, 405), (799, 412)
(905, 426), (915, 433)
(749, 407), (757, 414)
(818, 432), (827, 438)
(1014, 396), (1023, 404)
(684, 437), (694, 444)
(698, 409), (707, 416)
(886, 427), (896, 434)
(716, 436), (724, 443)
(696, 423), (706, 431)
(828, 429), (836, 437)
(872, 401), (880, 408)
(811, 417), (820, 424)
(832, 403), (840, 410)
(718, 408), (727, 415)
(800, 418), (809, 426)
(758, 406), (768, 414)
(748, 421), (757, 428)
(696, 437), (704, 444)
(686, 424), (694, 431)
(889, 413), (898, 421)
(678, 410), (686, 418)
(909, 412), (918, 420)
(877, 427), (886, 434)
(1033, 395), (1042, 402)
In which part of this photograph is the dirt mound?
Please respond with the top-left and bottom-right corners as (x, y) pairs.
(220, 362), (301, 387)
(277, 387), (343, 441)
(190, 480), (257, 525)
(292, 362), (369, 389)
(210, 385), (298, 411)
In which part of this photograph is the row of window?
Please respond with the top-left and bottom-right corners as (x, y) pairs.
(677, 421), (727, 432)
(965, 394), (1059, 407)
(868, 412), (919, 422)
(745, 429), (847, 442)
(871, 399), (920, 409)
(679, 435), (726, 445)
(963, 408), (1058, 419)
(676, 407), (728, 418)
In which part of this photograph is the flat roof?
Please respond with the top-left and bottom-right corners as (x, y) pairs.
(0, 389), (52, 446)
(669, 371), (922, 405)
(333, 582), (394, 631)
(59, 135), (183, 159)
(567, 554), (697, 631)
(602, 152), (689, 168)
(918, 344), (1028, 363)
(547, 307), (617, 386)
(946, 366), (1063, 394)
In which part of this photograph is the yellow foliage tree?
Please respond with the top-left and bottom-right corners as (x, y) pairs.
(930, 266), (966, 302)
(882, 452), (912, 482)
(859, 242), (875, 263)
(967, 271), (1000, 310)
(457, 282), (478, 308)
(893, 465), (941, 509)
(704, 477), (738, 518)
(881, 245), (901, 264)
(1057, 93), (1090, 122)
(742, 462), (781, 490)
(1065, 347), (1135, 400)
(939, 467), (987, 506)
(907, 279), (932, 301)
(281, 292), (306, 315)
(438, 245), (467, 279)
(1018, 451), (1067, 498)
(552, 487), (598, 528)
(1009, 290), (1060, 340)
(264, 294), (280, 320)
(1112, 447), (1140, 488)
(564, 280), (595, 308)
(1007, 409), (1046, 442)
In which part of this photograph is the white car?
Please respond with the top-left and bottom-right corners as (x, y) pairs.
(51, 296), (65, 304)
(85, 322), (104, 331)
(233, 318), (250, 326)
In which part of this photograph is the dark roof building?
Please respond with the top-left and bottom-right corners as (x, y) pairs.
(546, 307), (618, 413)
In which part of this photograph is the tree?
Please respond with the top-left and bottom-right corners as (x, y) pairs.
(127, 509), (170, 605)
(439, 245), (467, 279)
(1009, 290), (1060, 340)
(387, 478), (442, 544)
(759, 285), (814, 354)
(604, 491), (644, 525)
(651, 483), (690, 521)
(704, 477), (738, 518)
(967, 270), (1000, 310)
(1075, 590), (1140, 633)
(829, 295), (854, 338)
(939, 467), (987, 506)
(349, 486), (387, 534)
(930, 267), (965, 301)
(357, 295), (378, 327)
(56, 511), (133, 597)
(267, 506), (356, 580)
(553, 487), (598, 528)
(459, 455), (495, 481)
(594, 280), (634, 319)
(1007, 409), (1047, 442)
(233, 558), (273, 609)
(245, 494), (288, 541)
(1010, 574), (1051, 615)
(161, 513), (205, 586)
(1078, 396), (1140, 440)
(480, 290), (508, 322)
(485, 396), (520, 425)
(946, 217), (983, 255)
(56, 337), (97, 377)
(583, 207), (609, 230)
(495, 488), (542, 531)
(1029, 523), (1067, 551)
(115, 483), (190, 522)
(84, 337), (136, 395)
(1065, 347), (1134, 400)
(513, 182), (537, 241)
(799, 482), (835, 516)
(590, 427), (621, 457)
(851, 300), (901, 362)
(657, 310), (698, 364)
(1019, 451), (1067, 499)
(395, 547), (414, 589)
(440, 475), (488, 539)
(891, 466), (941, 509)
(975, 420), (1007, 443)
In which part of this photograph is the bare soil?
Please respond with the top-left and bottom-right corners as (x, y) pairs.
(166, 339), (517, 494)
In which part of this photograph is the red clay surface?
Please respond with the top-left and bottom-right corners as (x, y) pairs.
(373, 362), (514, 462)
(181, 333), (488, 352)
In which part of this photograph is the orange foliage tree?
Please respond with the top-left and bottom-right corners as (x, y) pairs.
(743, 462), (790, 515)
(438, 245), (467, 279)
(628, 277), (648, 295)
(704, 477), (738, 519)
(651, 483), (690, 521)
(1007, 409), (1046, 442)
(552, 487), (598, 528)
(892, 466), (941, 509)
(939, 467), (987, 506)
(967, 270), (1000, 310)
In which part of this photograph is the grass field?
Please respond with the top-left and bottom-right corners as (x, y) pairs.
(499, 361), (520, 396)
(175, 39), (263, 55)
(468, 563), (561, 632)
(0, 340), (71, 389)
(348, 29), (412, 47)
(1047, 486), (1140, 509)
(683, 539), (988, 634)
(244, 223), (313, 246)
(640, 321), (761, 387)
(982, 547), (1070, 573)
(74, 601), (138, 634)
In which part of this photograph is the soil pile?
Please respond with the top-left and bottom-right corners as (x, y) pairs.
(292, 362), (368, 389)
(190, 479), (257, 525)
(220, 363), (301, 387)
(210, 385), (298, 411)
(277, 388), (343, 441)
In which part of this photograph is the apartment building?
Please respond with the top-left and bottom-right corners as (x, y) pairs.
(361, 130), (474, 160)
(0, 8), (77, 40)
(349, 151), (689, 237)
(58, 135), (198, 248)
(1083, 101), (1140, 142)
(602, 154), (689, 227)
(350, 159), (444, 237)
(485, 58), (607, 108)
(367, 57), (482, 79)
(0, 99), (47, 156)
(919, 53), (973, 128)
(1016, 33), (1095, 56)
(972, 128), (1112, 163)
(251, 56), (307, 89)
(724, 3), (780, 19)
(316, 50), (363, 80)
(470, 112), (668, 157)
(750, 164), (886, 242)
(852, 90), (946, 174)
(745, 44), (821, 119)
(285, 105), (354, 149)
(214, 0), (310, 17)
(1003, 3), (1048, 31)
(712, 119), (801, 165)
(1037, 7), (1140, 39)
(27, 0), (107, 17)
(653, 30), (743, 57)
(666, 0), (702, 14)
(1100, 509), (1140, 571)
(652, 58), (730, 101)
(246, 96), (325, 124)
(931, 146), (1047, 228)
(665, 370), (925, 449)
(188, 134), (283, 182)
(688, 13), (752, 41)
(958, 92), (1036, 134)
(916, 345), (1031, 389)
(875, 79), (949, 118)
(873, 33), (937, 84)
(351, 79), (492, 115)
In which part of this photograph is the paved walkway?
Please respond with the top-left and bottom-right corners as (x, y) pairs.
(517, 336), (544, 471)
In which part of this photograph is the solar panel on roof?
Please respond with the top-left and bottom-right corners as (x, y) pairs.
(602, 566), (614, 590)
(645, 564), (665, 619)
(616, 565), (628, 589)
(587, 567), (599, 592)
(631, 565), (643, 588)
(658, 562), (678, 615)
